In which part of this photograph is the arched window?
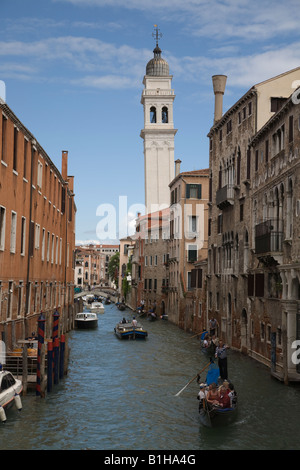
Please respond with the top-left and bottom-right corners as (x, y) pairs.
(150, 106), (156, 123)
(162, 106), (168, 123)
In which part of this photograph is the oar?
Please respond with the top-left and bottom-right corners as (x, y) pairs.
(175, 362), (211, 397)
(189, 331), (204, 339)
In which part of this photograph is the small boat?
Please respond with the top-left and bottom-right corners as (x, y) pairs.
(0, 366), (23, 422)
(114, 321), (148, 340)
(147, 312), (157, 322)
(75, 312), (98, 329)
(104, 297), (111, 305)
(89, 302), (105, 314)
(198, 362), (238, 427)
(117, 303), (126, 311)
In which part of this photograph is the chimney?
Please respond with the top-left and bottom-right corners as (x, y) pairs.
(175, 159), (181, 177)
(61, 150), (68, 180)
(212, 75), (227, 123)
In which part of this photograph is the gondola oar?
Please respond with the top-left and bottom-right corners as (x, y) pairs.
(175, 362), (211, 397)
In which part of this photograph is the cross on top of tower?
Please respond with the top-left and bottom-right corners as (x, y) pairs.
(152, 25), (162, 48)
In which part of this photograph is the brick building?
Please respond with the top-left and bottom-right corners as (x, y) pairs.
(0, 101), (76, 350)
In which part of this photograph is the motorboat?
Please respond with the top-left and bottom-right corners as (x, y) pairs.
(0, 366), (23, 422)
(114, 321), (148, 340)
(75, 312), (98, 329)
(89, 302), (105, 314)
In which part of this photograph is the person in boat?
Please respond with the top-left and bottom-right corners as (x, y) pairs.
(206, 382), (219, 407)
(228, 383), (237, 407)
(209, 317), (219, 336)
(121, 317), (127, 324)
(218, 384), (231, 408)
(215, 340), (229, 380)
(202, 334), (211, 348)
(197, 383), (207, 412)
(132, 316), (138, 327)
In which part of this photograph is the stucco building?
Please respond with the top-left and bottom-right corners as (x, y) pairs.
(168, 162), (209, 328)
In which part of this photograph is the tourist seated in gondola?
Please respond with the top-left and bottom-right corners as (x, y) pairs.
(121, 317), (127, 324)
(206, 383), (220, 407)
(218, 385), (231, 408)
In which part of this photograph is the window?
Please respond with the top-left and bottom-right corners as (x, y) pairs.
(35, 224), (40, 249)
(0, 206), (6, 250)
(187, 244), (197, 262)
(7, 281), (13, 319)
(41, 228), (45, 261)
(188, 215), (197, 236)
(10, 211), (17, 253)
(23, 138), (28, 179)
(289, 115), (294, 143)
(13, 127), (18, 171)
(21, 217), (26, 255)
(226, 119), (232, 134)
(1, 114), (7, 162)
(150, 106), (156, 123)
(162, 106), (168, 123)
(248, 101), (252, 116)
(186, 184), (202, 199)
(37, 160), (43, 189)
(47, 231), (50, 261)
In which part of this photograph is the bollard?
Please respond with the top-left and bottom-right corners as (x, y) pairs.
(59, 334), (65, 379)
(53, 337), (59, 385)
(36, 312), (45, 397)
(47, 341), (53, 393)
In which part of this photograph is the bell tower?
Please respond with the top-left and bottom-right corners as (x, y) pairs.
(140, 26), (177, 213)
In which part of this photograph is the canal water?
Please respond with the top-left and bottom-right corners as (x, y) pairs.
(1, 302), (300, 450)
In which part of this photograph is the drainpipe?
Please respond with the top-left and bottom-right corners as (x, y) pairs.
(25, 139), (36, 336)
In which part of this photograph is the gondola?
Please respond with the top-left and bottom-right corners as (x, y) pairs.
(199, 400), (238, 427)
(117, 302), (126, 311)
(198, 362), (238, 427)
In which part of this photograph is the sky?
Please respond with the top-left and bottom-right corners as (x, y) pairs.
(1, 0), (300, 245)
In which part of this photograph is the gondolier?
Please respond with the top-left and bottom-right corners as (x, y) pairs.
(209, 317), (218, 336)
(215, 340), (229, 380)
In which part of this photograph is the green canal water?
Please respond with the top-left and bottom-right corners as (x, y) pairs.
(1, 302), (300, 450)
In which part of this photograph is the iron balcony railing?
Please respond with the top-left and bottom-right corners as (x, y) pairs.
(255, 219), (283, 254)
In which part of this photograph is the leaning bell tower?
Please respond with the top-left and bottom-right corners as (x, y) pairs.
(140, 26), (177, 214)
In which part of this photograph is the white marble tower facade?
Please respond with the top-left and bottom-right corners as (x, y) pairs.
(140, 29), (177, 213)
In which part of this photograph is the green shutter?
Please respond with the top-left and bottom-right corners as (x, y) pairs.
(186, 184), (190, 198)
(197, 184), (202, 199)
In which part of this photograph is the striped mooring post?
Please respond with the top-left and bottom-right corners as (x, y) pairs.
(59, 334), (65, 380)
(36, 312), (45, 397)
(47, 341), (53, 393)
(52, 309), (60, 385)
(52, 309), (60, 341)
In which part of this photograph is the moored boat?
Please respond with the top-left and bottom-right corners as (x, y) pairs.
(114, 321), (148, 340)
(89, 302), (105, 314)
(0, 365), (23, 422)
(75, 312), (98, 329)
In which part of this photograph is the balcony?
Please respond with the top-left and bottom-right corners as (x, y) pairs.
(216, 185), (234, 209)
(255, 220), (283, 255)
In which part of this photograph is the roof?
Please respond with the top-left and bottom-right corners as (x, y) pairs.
(169, 168), (209, 187)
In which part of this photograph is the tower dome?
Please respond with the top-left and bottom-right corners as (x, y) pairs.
(146, 45), (169, 76)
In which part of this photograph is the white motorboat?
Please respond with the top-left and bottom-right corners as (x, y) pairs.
(0, 366), (23, 422)
(75, 312), (98, 329)
(89, 302), (105, 314)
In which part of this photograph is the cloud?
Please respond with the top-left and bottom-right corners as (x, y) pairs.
(54, 0), (300, 42)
